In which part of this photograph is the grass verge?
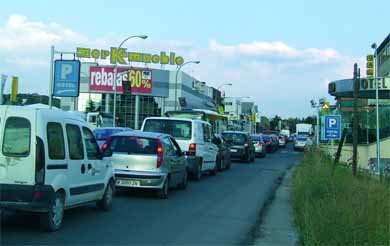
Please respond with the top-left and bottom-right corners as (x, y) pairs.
(292, 149), (390, 245)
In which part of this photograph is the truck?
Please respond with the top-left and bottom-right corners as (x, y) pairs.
(296, 123), (313, 136)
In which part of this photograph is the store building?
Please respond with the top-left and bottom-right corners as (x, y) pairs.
(60, 63), (217, 129)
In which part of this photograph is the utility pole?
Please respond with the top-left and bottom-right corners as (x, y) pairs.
(352, 63), (359, 176)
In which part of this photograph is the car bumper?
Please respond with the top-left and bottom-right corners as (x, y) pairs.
(185, 155), (201, 174)
(294, 145), (305, 150)
(0, 184), (55, 213)
(114, 170), (167, 189)
(230, 149), (246, 158)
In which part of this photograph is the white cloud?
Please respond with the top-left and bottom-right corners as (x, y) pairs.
(0, 14), (363, 118)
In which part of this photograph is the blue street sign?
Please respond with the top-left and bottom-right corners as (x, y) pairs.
(53, 60), (80, 97)
(324, 115), (341, 140)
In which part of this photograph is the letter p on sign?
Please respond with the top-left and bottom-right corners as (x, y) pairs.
(61, 63), (73, 80)
(329, 118), (337, 128)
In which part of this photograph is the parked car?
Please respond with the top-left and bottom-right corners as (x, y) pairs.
(212, 134), (232, 171)
(222, 131), (255, 163)
(294, 134), (308, 151)
(270, 134), (280, 151)
(141, 117), (218, 180)
(103, 131), (188, 199)
(93, 127), (133, 148)
(251, 134), (267, 157)
(278, 135), (286, 148)
(0, 105), (115, 232)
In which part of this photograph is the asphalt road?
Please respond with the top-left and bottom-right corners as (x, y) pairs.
(1, 144), (302, 246)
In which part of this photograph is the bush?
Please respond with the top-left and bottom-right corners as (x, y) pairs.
(292, 149), (390, 245)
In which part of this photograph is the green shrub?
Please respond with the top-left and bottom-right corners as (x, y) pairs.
(292, 149), (390, 246)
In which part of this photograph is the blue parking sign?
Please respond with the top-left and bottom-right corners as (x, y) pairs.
(53, 60), (80, 97)
(324, 115), (341, 140)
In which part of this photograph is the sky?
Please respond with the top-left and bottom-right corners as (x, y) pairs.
(0, 0), (388, 118)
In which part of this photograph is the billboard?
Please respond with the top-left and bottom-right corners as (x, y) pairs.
(89, 66), (152, 95)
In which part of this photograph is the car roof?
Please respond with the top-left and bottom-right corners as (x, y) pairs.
(93, 127), (132, 131)
(110, 130), (170, 139)
(222, 131), (248, 134)
(144, 117), (209, 125)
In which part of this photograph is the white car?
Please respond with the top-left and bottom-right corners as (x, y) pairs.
(0, 105), (115, 232)
(293, 135), (308, 151)
(141, 117), (218, 180)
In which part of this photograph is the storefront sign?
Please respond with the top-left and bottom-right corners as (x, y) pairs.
(89, 66), (152, 95)
(360, 78), (390, 91)
(77, 47), (184, 66)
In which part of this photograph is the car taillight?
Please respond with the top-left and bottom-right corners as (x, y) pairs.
(244, 142), (249, 147)
(188, 143), (196, 156)
(258, 142), (263, 147)
(267, 141), (271, 144)
(35, 137), (45, 184)
(156, 140), (164, 168)
(101, 137), (111, 152)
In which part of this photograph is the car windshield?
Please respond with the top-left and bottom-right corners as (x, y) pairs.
(143, 119), (192, 140)
(222, 133), (247, 145)
(109, 136), (157, 155)
(93, 128), (126, 140)
(297, 135), (308, 141)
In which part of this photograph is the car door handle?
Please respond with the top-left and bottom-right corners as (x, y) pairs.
(81, 164), (86, 174)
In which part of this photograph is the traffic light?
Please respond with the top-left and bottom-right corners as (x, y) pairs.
(366, 54), (374, 77)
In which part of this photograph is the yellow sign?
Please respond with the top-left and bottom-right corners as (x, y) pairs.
(11, 76), (18, 102)
(366, 54), (375, 77)
(76, 47), (184, 66)
(321, 102), (330, 115)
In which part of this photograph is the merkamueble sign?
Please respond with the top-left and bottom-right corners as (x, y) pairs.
(76, 47), (184, 66)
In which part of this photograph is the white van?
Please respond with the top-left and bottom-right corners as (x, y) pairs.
(141, 117), (218, 180)
(0, 106), (115, 232)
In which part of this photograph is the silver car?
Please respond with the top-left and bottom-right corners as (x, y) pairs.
(103, 131), (188, 199)
(251, 134), (267, 158)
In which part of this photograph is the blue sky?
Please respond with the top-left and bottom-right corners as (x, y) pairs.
(0, 0), (388, 117)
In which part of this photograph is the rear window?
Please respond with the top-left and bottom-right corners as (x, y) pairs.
(93, 128), (125, 140)
(109, 136), (157, 155)
(251, 135), (262, 141)
(262, 135), (271, 141)
(3, 117), (31, 157)
(222, 133), (247, 145)
(143, 119), (192, 140)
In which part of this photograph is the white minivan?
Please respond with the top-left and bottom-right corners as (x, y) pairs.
(141, 117), (218, 180)
(0, 105), (115, 231)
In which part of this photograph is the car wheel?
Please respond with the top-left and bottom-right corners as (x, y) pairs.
(217, 157), (223, 171)
(41, 192), (64, 232)
(97, 180), (114, 211)
(211, 162), (218, 176)
(179, 170), (188, 190)
(194, 162), (202, 181)
(250, 153), (255, 162)
(157, 178), (169, 199)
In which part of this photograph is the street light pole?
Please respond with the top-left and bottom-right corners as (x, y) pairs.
(372, 43), (381, 174)
(112, 35), (148, 127)
(174, 60), (200, 111)
(215, 83), (232, 110)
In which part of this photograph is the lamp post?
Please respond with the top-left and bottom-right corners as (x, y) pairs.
(311, 99), (320, 146)
(112, 35), (148, 127)
(371, 42), (381, 174)
(215, 83), (232, 111)
(174, 60), (200, 111)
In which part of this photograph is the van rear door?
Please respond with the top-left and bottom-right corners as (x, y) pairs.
(0, 107), (36, 185)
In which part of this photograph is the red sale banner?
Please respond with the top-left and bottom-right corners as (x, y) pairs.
(89, 66), (152, 95)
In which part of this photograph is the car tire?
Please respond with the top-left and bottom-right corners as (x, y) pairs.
(194, 161), (202, 181)
(97, 180), (114, 211)
(157, 178), (169, 199)
(250, 153), (255, 162)
(217, 157), (223, 171)
(179, 170), (188, 190)
(41, 192), (64, 232)
(211, 162), (218, 176)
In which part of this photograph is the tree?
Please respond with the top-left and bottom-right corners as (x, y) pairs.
(85, 99), (96, 112)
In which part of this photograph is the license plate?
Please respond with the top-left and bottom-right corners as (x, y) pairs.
(116, 179), (141, 187)
(230, 149), (237, 153)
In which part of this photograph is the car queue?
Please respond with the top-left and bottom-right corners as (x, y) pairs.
(0, 106), (286, 232)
